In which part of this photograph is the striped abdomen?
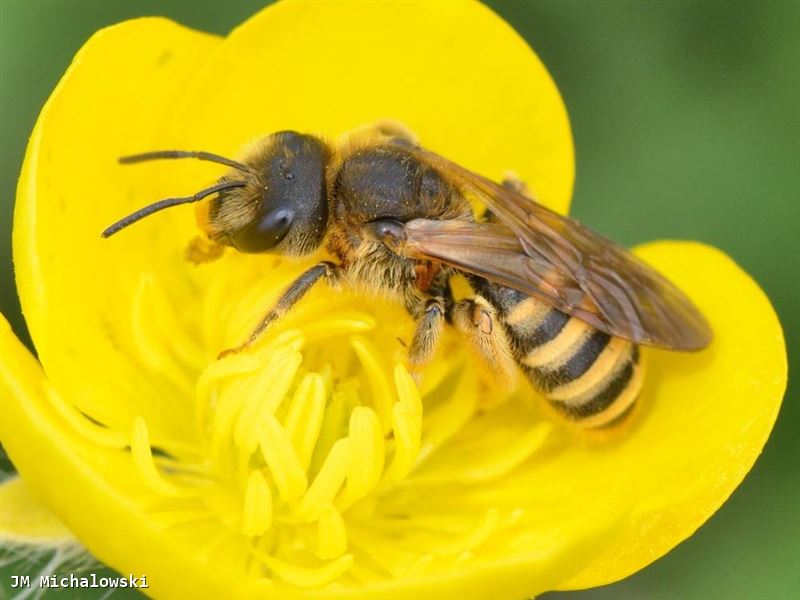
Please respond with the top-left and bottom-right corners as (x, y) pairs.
(471, 278), (644, 429)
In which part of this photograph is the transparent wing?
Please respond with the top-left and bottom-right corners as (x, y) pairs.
(393, 148), (712, 350)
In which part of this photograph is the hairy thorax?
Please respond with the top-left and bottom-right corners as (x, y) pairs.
(325, 142), (472, 314)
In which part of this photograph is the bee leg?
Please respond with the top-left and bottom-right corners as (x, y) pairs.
(218, 261), (340, 359)
(452, 296), (517, 391)
(408, 297), (446, 370)
(501, 172), (532, 197)
(481, 171), (533, 223)
(370, 120), (419, 146)
(482, 173), (533, 223)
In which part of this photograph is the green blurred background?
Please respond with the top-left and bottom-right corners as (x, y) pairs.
(1, 1), (797, 598)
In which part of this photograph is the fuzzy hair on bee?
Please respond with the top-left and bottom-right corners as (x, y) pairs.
(103, 121), (711, 429)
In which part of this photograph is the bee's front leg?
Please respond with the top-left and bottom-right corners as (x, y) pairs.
(218, 261), (340, 359)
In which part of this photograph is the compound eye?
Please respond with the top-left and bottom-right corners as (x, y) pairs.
(231, 207), (295, 253)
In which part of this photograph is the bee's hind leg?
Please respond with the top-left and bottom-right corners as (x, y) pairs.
(481, 173), (533, 224)
(218, 261), (340, 359)
(501, 172), (532, 197)
(406, 289), (519, 393)
(452, 296), (518, 391)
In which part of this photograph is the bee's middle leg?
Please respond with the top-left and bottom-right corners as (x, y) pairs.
(408, 297), (447, 370)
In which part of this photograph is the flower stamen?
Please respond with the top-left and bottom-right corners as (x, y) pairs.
(130, 416), (185, 498)
(249, 547), (354, 588)
(242, 470), (273, 536)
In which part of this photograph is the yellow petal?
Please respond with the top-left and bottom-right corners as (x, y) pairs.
(555, 241), (787, 589)
(167, 0), (573, 214)
(0, 314), (242, 598)
(0, 477), (74, 545)
(5, 18), (252, 599)
(14, 17), (222, 443)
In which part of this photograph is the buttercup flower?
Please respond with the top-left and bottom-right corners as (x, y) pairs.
(0, 2), (787, 599)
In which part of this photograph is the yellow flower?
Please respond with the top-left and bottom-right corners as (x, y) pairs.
(0, 2), (786, 599)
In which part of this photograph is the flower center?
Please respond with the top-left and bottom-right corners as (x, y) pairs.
(57, 254), (574, 589)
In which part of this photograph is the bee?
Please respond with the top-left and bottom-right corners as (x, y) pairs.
(103, 122), (712, 429)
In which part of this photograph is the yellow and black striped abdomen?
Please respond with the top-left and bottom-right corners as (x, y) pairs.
(472, 278), (644, 429)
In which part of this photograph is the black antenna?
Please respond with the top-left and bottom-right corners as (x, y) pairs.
(119, 150), (252, 173)
(102, 180), (246, 238)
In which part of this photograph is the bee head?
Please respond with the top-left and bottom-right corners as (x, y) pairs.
(103, 132), (331, 258)
(202, 132), (331, 256)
